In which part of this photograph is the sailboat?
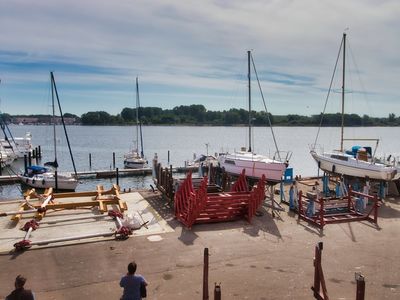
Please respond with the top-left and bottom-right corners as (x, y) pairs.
(124, 77), (147, 169)
(218, 51), (288, 182)
(18, 72), (79, 190)
(310, 33), (397, 181)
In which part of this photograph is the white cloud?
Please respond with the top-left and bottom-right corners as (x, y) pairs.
(0, 0), (399, 116)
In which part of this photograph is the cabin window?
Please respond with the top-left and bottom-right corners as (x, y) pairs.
(225, 159), (236, 165)
(330, 154), (348, 161)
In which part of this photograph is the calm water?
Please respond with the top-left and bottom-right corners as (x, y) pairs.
(1, 125), (399, 200)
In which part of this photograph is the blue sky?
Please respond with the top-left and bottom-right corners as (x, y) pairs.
(0, 0), (399, 117)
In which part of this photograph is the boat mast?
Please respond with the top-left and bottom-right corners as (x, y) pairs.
(51, 72), (77, 176)
(135, 77), (139, 153)
(248, 50), (252, 152)
(137, 77), (144, 158)
(51, 72), (57, 168)
(340, 33), (346, 152)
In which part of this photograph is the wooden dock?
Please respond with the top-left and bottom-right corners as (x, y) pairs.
(0, 165), (200, 185)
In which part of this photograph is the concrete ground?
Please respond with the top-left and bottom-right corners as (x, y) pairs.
(0, 189), (399, 299)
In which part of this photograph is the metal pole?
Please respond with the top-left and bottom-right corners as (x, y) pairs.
(340, 33), (346, 152)
(248, 50), (252, 152)
(203, 247), (209, 300)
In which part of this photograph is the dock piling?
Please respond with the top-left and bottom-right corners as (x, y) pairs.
(89, 153), (92, 170)
(112, 152), (116, 169)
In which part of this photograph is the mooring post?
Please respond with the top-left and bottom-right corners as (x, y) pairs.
(214, 283), (221, 300)
(89, 153), (92, 170)
(313, 242), (322, 297)
(203, 247), (209, 300)
(32, 149), (36, 160)
(38, 145), (42, 158)
(355, 273), (365, 300)
(112, 152), (116, 169)
(24, 155), (28, 174)
(116, 167), (119, 186)
(167, 150), (170, 166)
(28, 152), (32, 167)
(55, 170), (58, 192)
(152, 153), (158, 178)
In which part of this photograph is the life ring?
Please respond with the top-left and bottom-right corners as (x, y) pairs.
(332, 165), (336, 173)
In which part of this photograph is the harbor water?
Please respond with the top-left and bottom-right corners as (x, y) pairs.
(1, 125), (399, 200)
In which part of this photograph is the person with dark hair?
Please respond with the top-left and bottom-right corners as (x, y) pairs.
(6, 275), (35, 300)
(120, 261), (148, 300)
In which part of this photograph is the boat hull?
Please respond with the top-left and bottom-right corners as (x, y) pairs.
(19, 173), (78, 191)
(124, 158), (147, 169)
(218, 152), (286, 181)
(310, 151), (397, 181)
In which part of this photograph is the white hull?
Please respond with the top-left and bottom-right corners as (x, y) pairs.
(0, 133), (33, 159)
(218, 151), (286, 181)
(124, 153), (147, 169)
(19, 173), (78, 190)
(311, 150), (397, 181)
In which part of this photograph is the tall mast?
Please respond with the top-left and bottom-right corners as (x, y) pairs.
(135, 77), (139, 153)
(247, 50), (252, 152)
(340, 33), (346, 152)
(51, 72), (57, 167)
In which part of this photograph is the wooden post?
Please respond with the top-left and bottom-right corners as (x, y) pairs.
(55, 170), (58, 192)
(28, 152), (32, 167)
(38, 145), (42, 158)
(214, 283), (221, 300)
(112, 152), (115, 169)
(116, 167), (119, 186)
(355, 273), (365, 300)
(24, 155), (28, 174)
(168, 150), (170, 166)
(89, 153), (92, 169)
(203, 247), (209, 300)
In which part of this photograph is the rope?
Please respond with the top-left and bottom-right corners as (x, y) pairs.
(312, 36), (344, 150)
(108, 210), (124, 219)
(14, 239), (32, 251)
(22, 220), (40, 231)
(250, 53), (282, 161)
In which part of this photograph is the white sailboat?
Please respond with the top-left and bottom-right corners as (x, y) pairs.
(18, 72), (79, 190)
(310, 33), (397, 181)
(218, 51), (288, 182)
(124, 77), (147, 169)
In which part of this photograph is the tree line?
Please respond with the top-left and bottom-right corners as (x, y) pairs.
(4, 105), (400, 126)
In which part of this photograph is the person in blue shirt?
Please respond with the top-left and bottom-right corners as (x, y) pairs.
(120, 261), (148, 300)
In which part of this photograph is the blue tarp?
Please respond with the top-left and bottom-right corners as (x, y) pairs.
(27, 165), (48, 174)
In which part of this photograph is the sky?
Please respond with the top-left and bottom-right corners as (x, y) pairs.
(0, 0), (399, 117)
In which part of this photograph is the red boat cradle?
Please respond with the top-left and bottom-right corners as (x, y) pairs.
(298, 187), (380, 229)
(174, 170), (266, 228)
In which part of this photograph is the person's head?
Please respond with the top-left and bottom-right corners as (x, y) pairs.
(15, 275), (27, 289)
(128, 262), (137, 275)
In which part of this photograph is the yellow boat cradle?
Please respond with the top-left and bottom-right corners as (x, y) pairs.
(0, 185), (141, 251)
